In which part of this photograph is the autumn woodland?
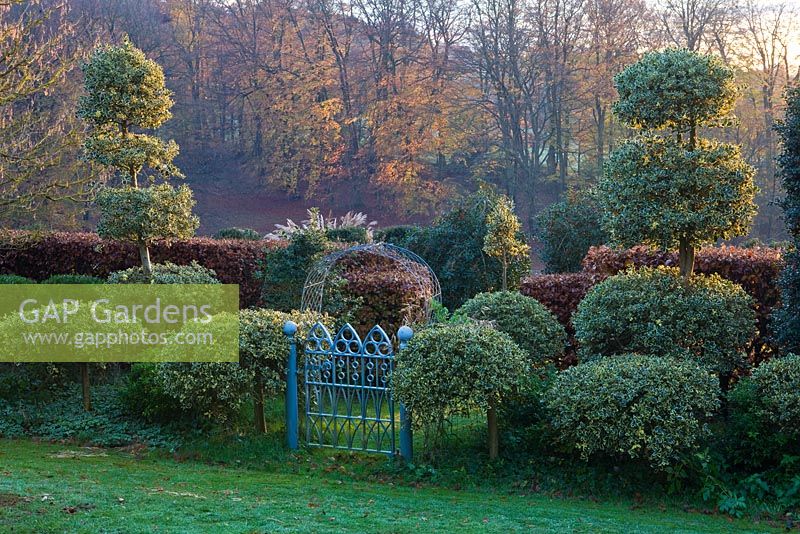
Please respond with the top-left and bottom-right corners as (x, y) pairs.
(3, 0), (798, 236)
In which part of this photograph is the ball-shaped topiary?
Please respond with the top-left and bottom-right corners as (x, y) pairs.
(153, 312), (249, 424)
(546, 355), (720, 467)
(154, 361), (251, 424)
(107, 261), (219, 284)
(724, 361), (800, 469)
(573, 266), (755, 376)
(96, 184), (199, 245)
(599, 138), (757, 254)
(393, 322), (528, 457)
(456, 291), (566, 366)
(78, 38), (174, 132)
(612, 48), (738, 131)
(239, 309), (329, 395)
(746, 354), (800, 436)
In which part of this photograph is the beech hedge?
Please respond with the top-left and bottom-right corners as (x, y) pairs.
(0, 231), (433, 328)
(519, 272), (603, 331)
(0, 231), (282, 307)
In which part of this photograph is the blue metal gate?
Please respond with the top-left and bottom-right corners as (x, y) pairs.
(284, 321), (413, 458)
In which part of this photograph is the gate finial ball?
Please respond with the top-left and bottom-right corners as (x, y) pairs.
(283, 320), (298, 337)
(397, 325), (413, 343)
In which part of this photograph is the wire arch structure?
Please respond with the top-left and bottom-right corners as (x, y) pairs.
(301, 243), (441, 325)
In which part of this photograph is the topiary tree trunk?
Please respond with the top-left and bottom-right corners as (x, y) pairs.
(678, 236), (695, 279)
(500, 251), (508, 291)
(138, 240), (153, 276)
(253, 369), (266, 434)
(487, 398), (499, 460)
(80, 363), (92, 412)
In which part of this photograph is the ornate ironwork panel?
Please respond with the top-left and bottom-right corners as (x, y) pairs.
(303, 322), (396, 454)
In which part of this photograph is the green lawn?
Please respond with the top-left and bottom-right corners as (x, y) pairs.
(0, 440), (778, 533)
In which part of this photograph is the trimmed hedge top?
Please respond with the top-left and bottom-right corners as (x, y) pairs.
(0, 274), (35, 284)
(456, 291), (566, 366)
(547, 354), (720, 467)
(214, 227), (262, 240)
(0, 231), (281, 307)
(41, 274), (104, 284)
(573, 266), (756, 375)
(107, 261), (219, 284)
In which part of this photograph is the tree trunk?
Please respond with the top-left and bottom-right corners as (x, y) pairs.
(501, 253), (508, 292)
(678, 236), (695, 279)
(253, 371), (266, 434)
(487, 399), (498, 460)
(595, 97), (606, 174)
(80, 363), (92, 412)
(138, 241), (152, 276)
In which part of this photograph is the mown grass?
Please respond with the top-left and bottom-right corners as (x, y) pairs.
(0, 439), (780, 533)
(1, 388), (794, 531)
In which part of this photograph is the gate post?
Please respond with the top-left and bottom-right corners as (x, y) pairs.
(397, 326), (414, 461)
(283, 321), (299, 450)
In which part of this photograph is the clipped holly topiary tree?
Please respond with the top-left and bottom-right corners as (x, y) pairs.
(153, 361), (251, 425)
(773, 85), (800, 353)
(456, 291), (566, 366)
(742, 354), (800, 437)
(393, 322), (528, 460)
(239, 309), (329, 433)
(546, 354), (720, 468)
(96, 184), (199, 273)
(600, 49), (757, 279)
(573, 266), (756, 380)
(78, 39), (195, 275)
(78, 38), (179, 187)
(724, 359), (800, 469)
(152, 312), (249, 424)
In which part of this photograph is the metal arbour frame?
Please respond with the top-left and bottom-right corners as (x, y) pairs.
(284, 321), (413, 458)
(300, 242), (441, 325)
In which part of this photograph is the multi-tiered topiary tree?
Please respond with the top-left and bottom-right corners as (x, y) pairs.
(599, 49), (757, 279)
(78, 38), (198, 275)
